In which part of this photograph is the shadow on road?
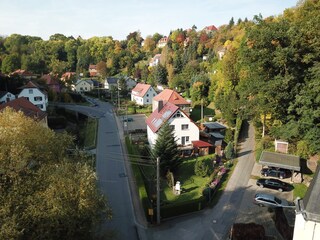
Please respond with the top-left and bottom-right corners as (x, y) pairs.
(237, 150), (252, 158)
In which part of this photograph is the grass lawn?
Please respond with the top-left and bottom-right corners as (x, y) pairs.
(83, 117), (98, 149)
(190, 103), (215, 122)
(293, 183), (308, 199)
(162, 155), (215, 203)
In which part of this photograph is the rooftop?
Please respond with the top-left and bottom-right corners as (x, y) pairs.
(259, 151), (300, 171)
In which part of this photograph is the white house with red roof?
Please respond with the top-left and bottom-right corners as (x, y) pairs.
(18, 81), (48, 111)
(146, 101), (199, 148)
(204, 25), (218, 34)
(131, 83), (156, 105)
(152, 89), (191, 115)
(157, 37), (168, 48)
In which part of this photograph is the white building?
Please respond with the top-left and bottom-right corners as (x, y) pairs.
(293, 166), (320, 240)
(149, 54), (161, 67)
(73, 80), (94, 93)
(0, 91), (16, 104)
(146, 101), (199, 148)
(131, 83), (156, 105)
(18, 81), (48, 111)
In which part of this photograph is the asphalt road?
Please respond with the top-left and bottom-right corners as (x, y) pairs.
(57, 100), (138, 239)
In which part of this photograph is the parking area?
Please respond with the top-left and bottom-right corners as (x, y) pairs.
(120, 114), (147, 133)
(234, 163), (295, 239)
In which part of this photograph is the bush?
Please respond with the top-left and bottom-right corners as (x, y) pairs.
(194, 158), (209, 177)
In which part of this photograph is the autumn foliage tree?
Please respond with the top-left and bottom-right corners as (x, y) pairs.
(0, 108), (111, 240)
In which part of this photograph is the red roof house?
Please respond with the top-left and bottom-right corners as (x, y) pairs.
(131, 83), (157, 105)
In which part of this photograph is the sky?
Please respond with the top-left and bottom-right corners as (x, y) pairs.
(0, 0), (298, 41)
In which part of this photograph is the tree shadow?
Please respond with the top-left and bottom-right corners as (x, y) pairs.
(238, 120), (249, 143)
(300, 159), (313, 175)
(237, 150), (252, 158)
(182, 186), (198, 193)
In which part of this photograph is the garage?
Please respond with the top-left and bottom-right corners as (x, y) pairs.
(259, 151), (301, 181)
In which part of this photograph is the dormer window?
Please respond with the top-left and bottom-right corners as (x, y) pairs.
(29, 89), (33, 94)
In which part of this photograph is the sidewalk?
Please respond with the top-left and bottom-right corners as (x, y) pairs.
(114, 111), (149, 239)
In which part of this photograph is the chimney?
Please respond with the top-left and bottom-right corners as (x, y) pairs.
(158, 100), (163, 113)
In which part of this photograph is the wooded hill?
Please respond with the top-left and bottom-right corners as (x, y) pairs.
(0, 0), (319, 157)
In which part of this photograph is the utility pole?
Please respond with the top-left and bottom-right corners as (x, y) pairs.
(201, 98), (204, 123)
(156, 157), (160, 224)
(118, 81), (120, 111)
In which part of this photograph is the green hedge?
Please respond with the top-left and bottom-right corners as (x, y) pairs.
(160, 197), (207, 219)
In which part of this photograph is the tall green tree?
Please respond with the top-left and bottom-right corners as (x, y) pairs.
(152, 122), (182, 175)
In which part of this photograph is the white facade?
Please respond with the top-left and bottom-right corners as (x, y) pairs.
(131, 86), (156, 105)
(293, 213), (320, 240)
(74, 80), (94, 93)
(0, 92), (15, 104)
(148, 110), (199, 148)
(18, 88), (48, 111)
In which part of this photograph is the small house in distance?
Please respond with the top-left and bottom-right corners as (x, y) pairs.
(0, 91), (15, 104)
(89, 64), (97, 77)
(200, 122), (227, 155)
(131, 83), (156, 105)
(18, 81), (48, 111)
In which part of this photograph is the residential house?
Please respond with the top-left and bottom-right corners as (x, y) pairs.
(200, 122), (227, 155)
(0, 91), (16, 104)
(131, 83), (156, 105)
(152, 89), (191, 115)
(149, 54), (161, 67)
(104, 77), (118, 90)
(217, 47), (226, 60)
(89, 64), (98, 77)
(0, 97), (47, 126)
(61, 72), (76, 82)
(42, 74), (61, 93)
(146, 101), (199, 150)
(10, 69), (38, 80)
(125, 77), (137, 90)
(157, 37), (168, 48)
(204, 25), (218, 34)
(73, 80), (94, 93)
(18, 81), (48, 111)
(192, 140), (213, 156)
(293, 166), (320, 240)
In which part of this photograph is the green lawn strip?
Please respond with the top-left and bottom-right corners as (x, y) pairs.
(190, 104), (215, 122)
(125, 137), (152, 217)
(293, 183), (308, 199)
(83, 117), (98, 149)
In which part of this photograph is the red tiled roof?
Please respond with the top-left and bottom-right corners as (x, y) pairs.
(61, 72), (76, 80)
(146, 101), (179, 133)
(204, 25), (218, 31)
(192, 140), (213, 148)
(0, 97), (47, 120)
(154, 89), (190, 106)
(19, 81), (42, 89)
(89, 64), (97, 70)
(11, 69), (35, 76)
(42, 74), (59, 85)
(131, 83), (151, 98)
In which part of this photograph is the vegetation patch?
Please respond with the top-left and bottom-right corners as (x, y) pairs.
(293, 183), (308, 199)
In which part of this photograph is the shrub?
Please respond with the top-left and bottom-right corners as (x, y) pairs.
(194, 158), (209, 177)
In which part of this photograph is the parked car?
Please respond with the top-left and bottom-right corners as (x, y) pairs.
(256, 178), (292, 192)
(260, 167), (290, 179)
(122, 116), (133, 122)
(253, 193), (295, 208)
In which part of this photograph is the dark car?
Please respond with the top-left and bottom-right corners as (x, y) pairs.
(122, 117), (133, 122)
(260, 167), (290, 179)
(253, 193), (295, 208)
(256, 178), (292, 192)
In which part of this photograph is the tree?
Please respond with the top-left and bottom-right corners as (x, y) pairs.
(0, 109), (111, 240)
(152, 122), (182, 175)
(96, 60), (107, 78)
(1, 54), (20, 73)
(225, 142), (234, 160)
(194, 158), (208, 177)
(118, 76), (128, 96)
(153, 64), (168, 85)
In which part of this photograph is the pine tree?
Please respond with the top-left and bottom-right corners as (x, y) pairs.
(152, 122), (182, 175)
(225, 142), (234, 160)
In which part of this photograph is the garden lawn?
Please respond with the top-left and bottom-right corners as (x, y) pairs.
(83, 117), (98, 149)
(190, 103), (215, 122)
(293, 183), (308, 199)
(162, 155), (215, 203)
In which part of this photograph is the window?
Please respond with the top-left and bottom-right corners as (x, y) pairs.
(147, 99), (149, 102)
(34, 96), (42, 101)
(29, 89), (33, 94)
(36, 104), (43, 109)
(181, 136), (190, 145)
(173, 111), (183, 118)
(147, 94), (149, 97)
(153, 94), (155, 97)
(170, 125), (175, 130)
(181, 124), (189, 130)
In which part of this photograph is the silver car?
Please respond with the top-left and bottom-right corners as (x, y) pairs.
(253, 193), (295, 208)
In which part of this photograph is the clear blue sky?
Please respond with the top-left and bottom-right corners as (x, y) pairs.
(0, 0), (297, 40)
